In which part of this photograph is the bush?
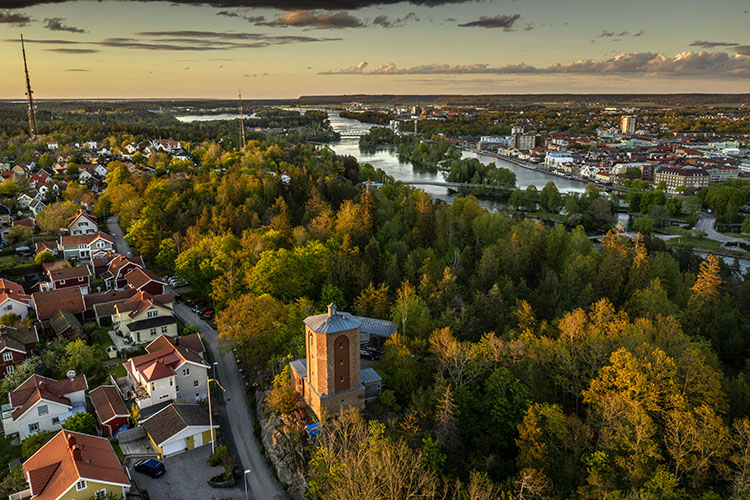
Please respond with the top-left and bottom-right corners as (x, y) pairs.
(264, 365), (299, 416)
(207, 444), (228, 467)
(62, 412), (97, 435)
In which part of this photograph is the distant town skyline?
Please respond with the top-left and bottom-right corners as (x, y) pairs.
(0, 0), (749, 98)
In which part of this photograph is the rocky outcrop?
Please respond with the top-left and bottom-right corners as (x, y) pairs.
(256, 390), (309, 500)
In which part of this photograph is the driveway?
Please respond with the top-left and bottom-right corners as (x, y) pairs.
(131, 446), (245, 500)
(106, 216), (289, 500)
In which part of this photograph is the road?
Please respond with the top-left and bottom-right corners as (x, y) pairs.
(695, 212), (746, 245)
(106, 216), (289, 500)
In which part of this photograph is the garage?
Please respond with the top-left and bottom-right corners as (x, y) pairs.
(140, 403), (215, 459)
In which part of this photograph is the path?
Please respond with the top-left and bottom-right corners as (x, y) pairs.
(105, 216), (289, 500)
(695, 212), (746, 245)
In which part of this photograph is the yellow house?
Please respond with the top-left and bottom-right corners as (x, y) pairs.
(15, 429), (130, 500)
(141, 403), (216, 459)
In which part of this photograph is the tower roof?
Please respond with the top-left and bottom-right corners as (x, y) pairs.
(303, 303), (361, 334)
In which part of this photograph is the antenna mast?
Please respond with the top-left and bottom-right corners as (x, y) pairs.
(21, 34), (38, 139)
(238, 89), (246, 149)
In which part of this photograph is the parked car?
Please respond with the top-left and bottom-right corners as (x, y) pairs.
(191, 303), (206, 313)
(360, 349), (378, 361)
(200, 309), (215, 319)
(188, 298), (202, 307)
(133, 458), (165, 478)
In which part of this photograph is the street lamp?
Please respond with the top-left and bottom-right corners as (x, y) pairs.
(244, 469), (251, 500)
(207, 366), (225, 455)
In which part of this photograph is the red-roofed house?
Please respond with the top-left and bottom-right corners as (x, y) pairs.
(111, 292), (176, 344)
(101, 254), (145, 290)
(66, 210), (98, 235)
(35, 240), (58, 257)
(89, 385), (129, 438)
(13, 430), (131, 500)
(1, 374), (88, 441)
(44, 265), (91, 294)
(122, 333), (208, 409)
(31, 287), (85, 322)
(124, 267), (166, 295)
(0, 326), (38, 378)
(58, 232), (113, 260)
(0, 278), (32, 319)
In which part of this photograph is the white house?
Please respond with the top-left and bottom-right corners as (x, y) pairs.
(16, 193), (34, 209)
(141, 403), (215, 458)
(29, 198), (46, 216)
(545, 151), (576, 171)
(123, 333), (208, 409)
(1, 374), (88, 441)
(67, 210), (98, 235)
(0, 279), (32, 319)
(59, 231), (114, 259)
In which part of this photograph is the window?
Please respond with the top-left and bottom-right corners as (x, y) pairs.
(51, 417), (59, 425)
(95, 489), (107, 499)
(76, 480), (86, 491)
(3, 351), (11, 361)
(161, 326), (168, 334)
(169, 378), (173, 386)
(78, 277), (84, 282)
(147, 310), (158, 318)
(339, 342), (343, 349)
(340, 377), (344, 383)
(136, 332), (141, 343)
(149, 328), (157, 336)
(193, 380), (199, 388)
(150, 382), (155, 391)
(4, 305), (11, 311)
(339, 360), (343, 366)
(182, 368), (190, 376)
(5, 365), (13, 374)
(28, 422), (39, 433)
(38, 405), (48, 416)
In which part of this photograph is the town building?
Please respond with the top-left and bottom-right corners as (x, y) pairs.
(2, 374), (88, 441)
(621, 115), (636, 134)
(513, 133), (539, 151)
(44, 265), (91, 294)
(654, 166), (710, 190)
(67, 210), (98, 235)
(545, 151), (576, 172)
(58, 232), (114, 260)
(13, 430), (131, 500)
(290, 304), (382, 420)
(0, 279), (32, 319)
(122, 333), (208, 409)
(31, 287), (86, 323)
(100, 254), (145, 290)
(123, 267), (167, 295)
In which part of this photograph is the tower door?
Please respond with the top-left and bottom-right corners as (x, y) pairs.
(334, 335), (350, 392)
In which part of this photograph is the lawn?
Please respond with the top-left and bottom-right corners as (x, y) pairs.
(666, 237), (746, 256)
(657, 226), (704, 237)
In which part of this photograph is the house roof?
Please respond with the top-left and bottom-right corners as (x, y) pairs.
(101, 254), (144, 281)
(114, 291), (173, 319)
(89, 385), (128, 424)
(146, 333), (204, 356)
(9, 374), (87, 420)
(66, 210), (98, 229)
(83, 288), (137, 311)
(41, 261), (69, 275)
(59, 232), (113, 247)
(35, 241), (58, 254)
(23, 430), (130, 500)
(49, 265), (90, 282)
(49, 310), (82, 335)
(0, 325), (37, 351)
(125, 333), (207, 383)
(32, 287), (85, 320)
(0, 278), (31, 306)
(125, 315), (177, 332)
(124, 267), (164, 290)
(303, 304), (360, 334)
(13, 218), (34, 228)
(142, 403), (210, 446)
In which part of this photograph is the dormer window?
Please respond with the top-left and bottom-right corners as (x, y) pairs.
(147, 310), (158, 318)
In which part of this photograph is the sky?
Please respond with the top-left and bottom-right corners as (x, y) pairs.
(0, 0), (749, 98)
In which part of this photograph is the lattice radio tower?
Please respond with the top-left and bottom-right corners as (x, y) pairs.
(238, 89), (246, 149)
(20, 34), (38, 139)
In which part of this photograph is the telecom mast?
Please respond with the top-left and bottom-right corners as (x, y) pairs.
(238, 89), (246, 149)
(20, 34), (38, 139)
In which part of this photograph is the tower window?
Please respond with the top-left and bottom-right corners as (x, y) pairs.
(340, 376), (344, 382)
(339, 360), (343, 366)
(339, 342), (343, 349)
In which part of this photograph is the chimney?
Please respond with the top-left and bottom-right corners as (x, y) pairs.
(72, 445), (82, 461)
(327, 303), (337, 317)
(67, 434), (76, 448)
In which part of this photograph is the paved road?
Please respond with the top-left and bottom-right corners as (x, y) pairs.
(695, 212), (745, 245)
(106, 216), (289, 500)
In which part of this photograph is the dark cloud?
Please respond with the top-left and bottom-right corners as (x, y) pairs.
(458, 14), (520, 30)
(44, 17), (86, 33)
(633, 29), (645, 37)
(0, 11), (32, 25)
(372, 11), (418, 28)
(735, 45), (750, 56)
(321, 51), (750, 78)
(4, 38), (82, 44)
(600, 30), (629, 37)
(690, 40), (739, 48)
(46, 47), (100, 53)
(1, 0), (474, 9)
(257, 10), (364, 29)
(216, 10), (264, 22)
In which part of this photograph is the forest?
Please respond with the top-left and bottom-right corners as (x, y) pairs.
(87, 128), (750, 499)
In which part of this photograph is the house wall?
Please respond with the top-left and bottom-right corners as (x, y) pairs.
(0, 349), (25, 379)
(69, 218), (97, 235)
(0, 298), (31, 319)
(130, 322), (178, 344)
(174, 364), (208, 403)
(15, 400), (71, 441)
(53, 277), (90, 294)
(57, 479), (129, 500)
(135, 375), (176, 409)
(102, 416), (129, 438)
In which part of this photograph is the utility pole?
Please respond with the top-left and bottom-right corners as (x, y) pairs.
(21, 34), (38, 139)
(238, 89), (246, 149)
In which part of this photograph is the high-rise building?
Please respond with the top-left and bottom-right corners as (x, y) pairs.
(621, 115), (636, 134)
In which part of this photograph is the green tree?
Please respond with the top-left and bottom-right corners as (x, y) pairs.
(34, 251), (57, 264)
(539, 181), (562, 213)
(62, 412), (97, 435)
(21, 430), (55, 458)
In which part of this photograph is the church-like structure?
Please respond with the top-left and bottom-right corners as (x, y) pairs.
(290, 304), (384, 420)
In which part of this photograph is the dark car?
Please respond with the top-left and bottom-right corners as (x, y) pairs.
(360, 349), (378, 360)
(200, 309), (215, 319)
(133, 458), (165, 478)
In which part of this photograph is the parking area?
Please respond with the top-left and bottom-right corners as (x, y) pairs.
(130, 446), (247, 500)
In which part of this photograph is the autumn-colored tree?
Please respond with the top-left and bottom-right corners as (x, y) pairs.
(36, 200), (78, 234)
(683, 254), (722, 338)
